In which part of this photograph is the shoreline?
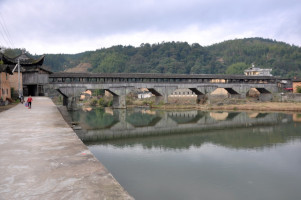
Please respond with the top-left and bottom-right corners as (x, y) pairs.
(149, 102), (301, 112)
(4, 101), (301, 114)
(198, 102), (301, 112)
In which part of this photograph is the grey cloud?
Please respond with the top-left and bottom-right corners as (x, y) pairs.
(0, 0), (300, 53)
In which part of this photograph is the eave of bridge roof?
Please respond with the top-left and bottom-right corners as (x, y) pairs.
(49, 72), (277, 80)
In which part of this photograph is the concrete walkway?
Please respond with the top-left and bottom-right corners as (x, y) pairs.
(0, 97), (134, 200)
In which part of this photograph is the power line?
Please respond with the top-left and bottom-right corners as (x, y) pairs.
(0, 27), (10, 47)
(0, 13), (15, 48)
(0, 14), (15, 47)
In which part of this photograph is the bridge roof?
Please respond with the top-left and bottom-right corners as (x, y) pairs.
(50, 72), (277, 80)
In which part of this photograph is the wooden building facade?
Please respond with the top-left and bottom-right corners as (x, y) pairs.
(1, 52), (52, 96)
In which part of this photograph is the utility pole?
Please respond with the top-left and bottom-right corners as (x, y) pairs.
(12, 58), (23, 99)
(17, 59), (22, 98)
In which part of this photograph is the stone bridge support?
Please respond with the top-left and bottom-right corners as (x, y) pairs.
(148, 86), (177, 104)
(256, 88), (273, 101)
(229, 85), (251, 98)
(57, 86), (87, 110)
(190, 86), (217, 104)
(107, 86), (134, 109)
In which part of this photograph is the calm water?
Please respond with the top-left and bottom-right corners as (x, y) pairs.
(70, 108), (301, 200)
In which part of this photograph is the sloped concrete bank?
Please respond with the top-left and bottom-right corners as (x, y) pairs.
(0, 97), (134, 200)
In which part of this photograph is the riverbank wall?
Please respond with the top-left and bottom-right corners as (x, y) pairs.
(280, 93), (301, 102)
(0, 97), (134, 200)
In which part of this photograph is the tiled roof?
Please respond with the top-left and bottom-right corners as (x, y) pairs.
(1, 53), (45, 66)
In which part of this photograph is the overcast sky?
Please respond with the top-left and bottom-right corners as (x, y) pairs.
(0, 0), (300, 55)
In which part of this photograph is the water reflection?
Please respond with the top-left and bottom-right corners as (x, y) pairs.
(68, 109), (301, 200)
(89, 123), (301, 150)
(70, 108), (294, 145)
(68, 108), (301, 150)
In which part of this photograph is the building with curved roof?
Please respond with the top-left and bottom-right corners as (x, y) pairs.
(1, 52), (52, 96)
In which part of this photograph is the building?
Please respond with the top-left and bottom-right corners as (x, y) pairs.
(277, 79), (293, 92)
(292, 79), (301, 93)
(1, 52), (52, 96)
(0, 64), (13, 102)
(80, 90), (92, 100)
(138, 91), (153, 99)
(170, 89), (196, 97)
(244, 64), (272, 76)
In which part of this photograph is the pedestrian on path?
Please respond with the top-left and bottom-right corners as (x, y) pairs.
(27, 95), (33, 109)
(19, 95), (24, 104)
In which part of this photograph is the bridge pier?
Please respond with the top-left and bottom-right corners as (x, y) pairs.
(256, 88), (274, 101)
(230, 85), (250, 99)
(193, 86), (218, 104)
(57, 86), (87, 110)
(148, 86), (177, 105)
(107, 87), (134, 109)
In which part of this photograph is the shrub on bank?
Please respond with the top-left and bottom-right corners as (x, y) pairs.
(97, 97), (113, 107)
(297, 86), (301, 93)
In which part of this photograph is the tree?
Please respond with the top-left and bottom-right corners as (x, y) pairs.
(93, 52), (127, 73)
(226, 62), (249, 75)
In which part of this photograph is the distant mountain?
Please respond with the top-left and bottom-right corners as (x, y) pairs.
(4, 38), (301, 78)
(207, 38), (301, 77)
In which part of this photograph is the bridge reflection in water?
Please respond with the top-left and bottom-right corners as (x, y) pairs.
(69, 108), (293, 146)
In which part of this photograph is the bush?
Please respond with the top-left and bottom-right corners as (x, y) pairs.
(297, 86), (301, 93)
(90, 99), (98, 106)
(107, 100), (113, 107)
(98, 98), (106, 107)
(97, 97), (113, 107)
(142, 99), (154, 106)
(126, 99), (133, 105)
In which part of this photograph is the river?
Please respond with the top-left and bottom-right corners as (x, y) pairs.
(69, 108), (301, 200)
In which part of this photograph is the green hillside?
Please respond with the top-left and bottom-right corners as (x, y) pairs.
(5, 38), (301, 78)
(207, 38), (301, 77)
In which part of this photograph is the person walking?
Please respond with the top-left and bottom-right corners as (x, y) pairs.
(19, 95), (24, 104)
(27, 95), (33, 109)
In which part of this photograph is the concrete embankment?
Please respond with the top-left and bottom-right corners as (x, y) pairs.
(0, 97), (134, 200)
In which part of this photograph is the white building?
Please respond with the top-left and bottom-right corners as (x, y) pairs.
(170, 89), (196, 97)
(138, 91), (152, 99)
(244, 64), (272, 76)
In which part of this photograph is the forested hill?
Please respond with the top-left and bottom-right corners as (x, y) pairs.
(5, 38), (301, 78)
